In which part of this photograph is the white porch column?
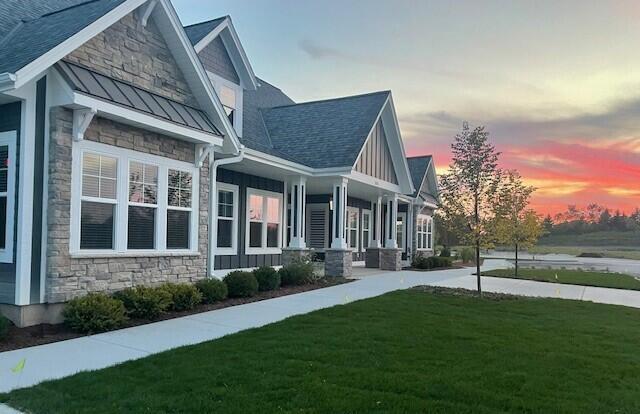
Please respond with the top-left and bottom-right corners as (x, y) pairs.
(385, 194), (398, 248)
(330, 177), (348, 249)
(288, 176), (307, 249)
(372, 196), (382, 248)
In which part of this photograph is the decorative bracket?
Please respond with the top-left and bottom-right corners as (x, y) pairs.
(138, 0), (158, 27)
(195, 144), (214, 168)
(72, 108), (97, 142)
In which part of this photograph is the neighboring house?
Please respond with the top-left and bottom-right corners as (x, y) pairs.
(0, 0), (438, 326)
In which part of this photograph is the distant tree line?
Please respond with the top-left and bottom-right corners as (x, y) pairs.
(543, 204), (640, 236)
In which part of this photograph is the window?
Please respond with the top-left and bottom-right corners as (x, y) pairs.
(246, 189), (282, 254)
(128, 161), (158, 249)
(362, 210), (371, 250)
(346, 207), (359, 250)
(0, 132), (16, 263)
(167, 169), (192, 250)
(219, 85), (236, 125)
(80, 153), (117, 250)
(71, 141), (199, 255)
(397, 213), (406, 250)
(216, 183), (238, 255)
(417, 215), (433, 250)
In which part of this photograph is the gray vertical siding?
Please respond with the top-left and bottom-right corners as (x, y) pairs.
(0, 102), (20, 304)
(214, 168), (284, 270)
(30, 77), (46, 303)
(355, 119), (397, 184)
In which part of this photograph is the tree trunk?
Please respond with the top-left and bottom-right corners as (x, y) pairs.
(515, 243), (519, 278)
(476, 240), (482, 296)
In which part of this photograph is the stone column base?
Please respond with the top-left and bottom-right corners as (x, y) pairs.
(325, 248), (353, 277)
(281, 248), (311, 266)
(380, 248), (402, 271)
(365, 247), (381, 268)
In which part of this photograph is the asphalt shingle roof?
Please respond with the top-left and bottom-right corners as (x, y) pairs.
(183, 16), (227, 46)
(0, 0), (125, 74)
(407, 155), (433, 197)
(261, 91), (390, 169)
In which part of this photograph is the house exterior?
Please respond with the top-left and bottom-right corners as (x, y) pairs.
(0, 0), (439, 326)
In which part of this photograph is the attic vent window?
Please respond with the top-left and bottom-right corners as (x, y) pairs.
(219, 85), (236, 124)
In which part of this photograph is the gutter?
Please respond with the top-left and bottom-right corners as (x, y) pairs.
(0, 73), (16, 93)
(207, 147), (245, 277)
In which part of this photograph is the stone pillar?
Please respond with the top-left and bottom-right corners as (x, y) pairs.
(289, 176), (307, 249)
(384, 195), (398, 249)
(380, 248), (402, 271)
(281, 247), (310, 266)
(325, 248), (353, 278)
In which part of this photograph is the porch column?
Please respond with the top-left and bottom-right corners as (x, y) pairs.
(330, 177), (348, 249)
(385, 195), (398, 248)
(288, 176), (306, 249)
(325, 177), (352, 277)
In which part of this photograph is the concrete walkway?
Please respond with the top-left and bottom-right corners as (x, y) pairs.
(0, 258), (639, 394)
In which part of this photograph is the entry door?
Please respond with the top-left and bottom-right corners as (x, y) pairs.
(306, 204), (329, 250)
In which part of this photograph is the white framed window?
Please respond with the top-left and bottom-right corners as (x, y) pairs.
(416, 214), (433, 251)
(215, 182), (238, 255)
(245, 188), (282, 255)
(362, 209), (371, 250)
(0, 132), (16, 263)
(346, 207), (359, 251)
(208, 71), (243, 136)
(70, 140), (199, 256)
(397, 212), (406, 251)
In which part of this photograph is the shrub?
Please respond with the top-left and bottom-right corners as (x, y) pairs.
(279, 261), (315, 286)
(440, 247), (451, 257)
(224, 271), (258, 298)
(0, 316), (10, 341)
(253, 266), (281, 291)
(63, 293), (127, 333)
(460, 247), (475, 263)
(160, 283), (203, 311)
(412, 255), (453, 270)
(195, 278), (228, 303)
(113, 286), (172, 320)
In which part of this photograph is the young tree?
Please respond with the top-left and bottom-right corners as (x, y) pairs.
(438, 122), (501, 295)
(494, 170), (543, 277)
(542, 214), (554, 233)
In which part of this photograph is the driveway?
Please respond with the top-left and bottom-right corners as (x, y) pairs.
(0, 258), (638, 394)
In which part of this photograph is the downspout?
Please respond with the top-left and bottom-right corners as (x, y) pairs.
(208, 147), (245, 278)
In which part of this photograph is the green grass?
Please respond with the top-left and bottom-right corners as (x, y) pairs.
(527, 245), (640, 260)
(538, 231), (640, 247)
(3, 289), (640, 413)
(482, 268), (640, 291)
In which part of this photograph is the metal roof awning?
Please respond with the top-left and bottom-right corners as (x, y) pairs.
(56, 60), (222, 137)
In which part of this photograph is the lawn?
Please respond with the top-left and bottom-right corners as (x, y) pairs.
(527, 245), (640, 260)
(483, 268), (640, 290)
(3, 288), (640, 413)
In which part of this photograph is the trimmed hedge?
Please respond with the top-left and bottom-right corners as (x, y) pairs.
(279, 262), (314, 286)
(160, 283), (203, 311)
(63, 293), (127, 333)
(224, 271), (258, 298)
(440, 247), (451, 257)
(412, 255), (453, 270)
(253, 266), (281, 291)
(195, 278), (228, 303)
(460, 247), (475, 263)
(113, 286), (172, 320)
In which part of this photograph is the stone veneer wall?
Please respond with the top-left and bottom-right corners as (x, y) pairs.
(65, 11), (198, 106)
(46, 108), (210, 303)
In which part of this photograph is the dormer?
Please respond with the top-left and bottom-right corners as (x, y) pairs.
(184, 16), (258, 138)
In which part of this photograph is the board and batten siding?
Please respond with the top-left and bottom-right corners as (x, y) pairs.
(354, 118), (397, 185)
(215, 168), (284, 270)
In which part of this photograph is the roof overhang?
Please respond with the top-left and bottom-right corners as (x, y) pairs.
(193, 17), (258, 90)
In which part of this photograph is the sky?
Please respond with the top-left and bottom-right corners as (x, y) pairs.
(174, 0), (640, 216)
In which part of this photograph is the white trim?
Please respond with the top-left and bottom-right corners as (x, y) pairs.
(214, 182), (239, 255)
(361, 208), (372, 250)
(207, 72), (244, 137)
(397, 212), (406, 252)
(416, 214), (433, 251)
(348, 170), (403, 194)
(70, 140), (200, 257)
(346, 206), (359, 251)
(138, 0), (158, 27)
(0, 132), (17, 264)
(245, 187), (283, 255)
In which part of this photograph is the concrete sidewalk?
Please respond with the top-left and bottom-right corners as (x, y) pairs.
(0, 259), (638, 393)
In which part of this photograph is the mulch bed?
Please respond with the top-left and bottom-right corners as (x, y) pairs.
(0, 278), (352, 353)
(412, 285), (525, 301)
(404, 265), (465, 272)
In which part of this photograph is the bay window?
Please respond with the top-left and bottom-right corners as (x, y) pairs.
(0, 132), (16, 263)
(416, 215), (433, 251)
(71, 141), (199, 255)
(246, 188), (282, 254)
(215, 183), (238, 254)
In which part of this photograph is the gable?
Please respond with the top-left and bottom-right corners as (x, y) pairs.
(354, 118), (398, 184)
(198, 36), (240, 84)
(65, 9), (198, 106)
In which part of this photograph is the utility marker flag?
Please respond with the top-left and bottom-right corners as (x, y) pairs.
(11, 358), (25, 374)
